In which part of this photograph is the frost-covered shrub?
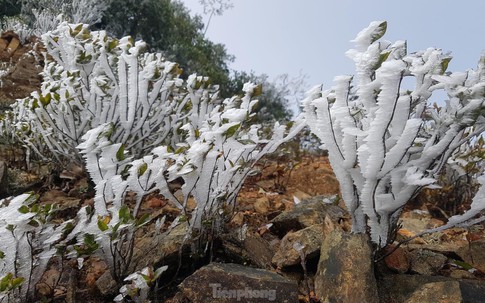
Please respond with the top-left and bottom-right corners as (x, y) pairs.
(303, 21), (485, 247)
(114, 265), (168, 303)
(1, 0), (108, 42)
(0, 193), (68, 302)
(3, 22), (188, 165)
(71, 81), (303, 280)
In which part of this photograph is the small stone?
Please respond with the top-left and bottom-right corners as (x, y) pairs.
(383, 245), (410, 274)
(449, 269), (475, 279)
(36, 269), (61, 297)
(6, 37), (20, 54)
(146, 197), (166, 208)
(272, 224), (324, 268)
(271, 195), (347, 237)
(292, 189), (312, 201)
(409, 249), (447, 275)
(253, 197), (270, 213)
(0, 39), (7, 51)
(457, 238), (485, 273)
(230, 211), (244, 226)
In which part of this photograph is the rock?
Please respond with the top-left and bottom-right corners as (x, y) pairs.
(36, 268), (61, 297)
(253, 196), (270, 214)
(383, 245), (410, 274)
(95, 269), (118, 296)
(457, 238), (485, 272)
(221, 231), (276, 269)
(291, 189), (312, 201)
(243, 233), (275, 269)
(6, 37), (19, 54)
(230, 211), (244, 226)
(270, 195), (347, 237)
(404, 281), (462, 303)
(378, 274), (485, 303)
(0, 39), (7, 51)
(408, 249), (447, 275)
(173, 263), (298, 303)
(0, 161), (7, 198)
(272, 224), (324, 268)
(314, 230), (379, 303)
(449, 269), (475, 279)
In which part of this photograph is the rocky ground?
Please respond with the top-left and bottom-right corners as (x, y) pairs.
(0, 154), (484, 303)
(1, 33), (485, 303)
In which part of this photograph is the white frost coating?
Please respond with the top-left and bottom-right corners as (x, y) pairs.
(0, 194), (65, 301)
(4, 22), (185, 164)
(303, 21), (485, 246)
(57, 21), (306, 280)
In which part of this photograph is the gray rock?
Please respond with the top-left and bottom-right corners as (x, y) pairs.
(172, 262), (298, 303)
(457, 238), (485, 273)
(408, 249), (447, 275)
(270, 195), (348, 236)
(272, 224), (324, 268)
(315, 230), (379, 303)
(404, 281), (462, 303)
(378, 274), (485, 303)
(221, 232), (276, 269)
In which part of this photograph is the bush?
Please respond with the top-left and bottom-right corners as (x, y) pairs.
(303, 21), (485, 247)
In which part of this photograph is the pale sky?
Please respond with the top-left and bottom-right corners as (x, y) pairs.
(181, 0), (484, 92)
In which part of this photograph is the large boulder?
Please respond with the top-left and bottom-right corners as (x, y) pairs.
(171, 262), (298, 303)
(315, 230), (379, 303)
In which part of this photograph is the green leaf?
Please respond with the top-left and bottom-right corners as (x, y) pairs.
(138, 162), (148, 177)
(224, 123), (240, 138)
(452, 260), (474, 271)
(31, 204), (39, 213)
(24, 193), (39, 205)
(440, 57), (452, 74)
(83, 233), (99, 253)
(374, 51), (391, 70)
(135, 213), (150, 227)
(43, 204), (52, 213)
(175, 146), (187, 154)
(0, 273), (12, 291)
(252, 84), (263, 97)
(39, 94), (51, 106)
(119, 205), (132, 223)
(97, 217), (109, 232)
(28, 219), (39, 227)
(10, 277), (24, 289)
(0, 251), (4, 259)
(116, 144), (126, 161)
(370, 21), (387, 44)
(18, 205), (29, 214)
